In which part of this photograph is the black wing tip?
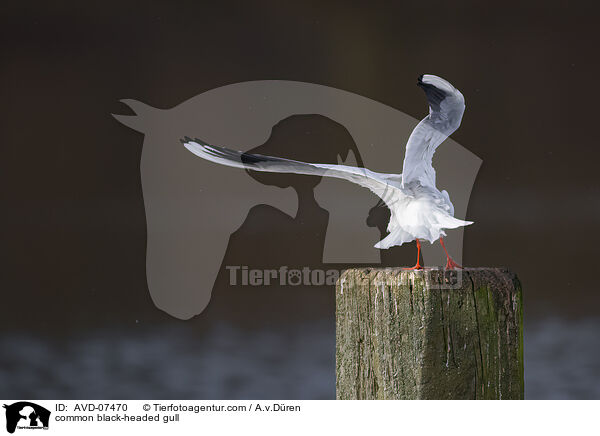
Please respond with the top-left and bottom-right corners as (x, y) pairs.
(417, 74), (431, 88)
(416, 74), (448, 111)
(180, 136), (212, 147)
(179, 137), (277, 166)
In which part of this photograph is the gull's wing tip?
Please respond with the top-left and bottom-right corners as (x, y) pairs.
(180, 136), (211, 147)
(418, 73), (445, 85)
(417, 74), (440, 89)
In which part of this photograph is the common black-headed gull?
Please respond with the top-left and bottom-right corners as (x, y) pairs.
(182, 74), (472, 269)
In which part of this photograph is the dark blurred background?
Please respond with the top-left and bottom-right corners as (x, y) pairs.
(1, 1), (599, 399)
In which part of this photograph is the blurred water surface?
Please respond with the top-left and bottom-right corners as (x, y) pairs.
(1, 318), (598, 399)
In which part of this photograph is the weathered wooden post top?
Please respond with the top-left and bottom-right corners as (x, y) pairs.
(336, 268), (523, 400)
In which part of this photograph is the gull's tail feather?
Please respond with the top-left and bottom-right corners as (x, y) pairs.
(374, 209), (473, 249)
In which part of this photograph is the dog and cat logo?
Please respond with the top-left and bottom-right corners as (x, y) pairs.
(3, 402), (50, 433)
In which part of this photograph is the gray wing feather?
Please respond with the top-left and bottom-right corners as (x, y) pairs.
(182, 137), (398, 202)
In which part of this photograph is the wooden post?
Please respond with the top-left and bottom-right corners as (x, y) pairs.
(336, 268), (524, 400)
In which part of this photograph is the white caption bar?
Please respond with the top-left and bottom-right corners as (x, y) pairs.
(0, 400), (596, 435)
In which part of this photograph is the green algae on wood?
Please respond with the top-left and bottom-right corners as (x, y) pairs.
(336, 268), (524, 400)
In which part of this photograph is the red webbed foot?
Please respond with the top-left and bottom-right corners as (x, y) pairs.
(439, 237), (464, 270)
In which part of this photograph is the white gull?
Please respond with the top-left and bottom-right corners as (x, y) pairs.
(182, 74), (472, 269)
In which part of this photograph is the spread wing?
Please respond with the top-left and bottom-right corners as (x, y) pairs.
(401, 74), (466, 189)
(182, 137), (403, 205)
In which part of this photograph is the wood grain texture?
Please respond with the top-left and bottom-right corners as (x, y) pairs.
(336, 268), (523, 399)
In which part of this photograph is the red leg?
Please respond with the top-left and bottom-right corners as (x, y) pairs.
(404, 238), (424, 270)
(439, 237), (463, 270)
